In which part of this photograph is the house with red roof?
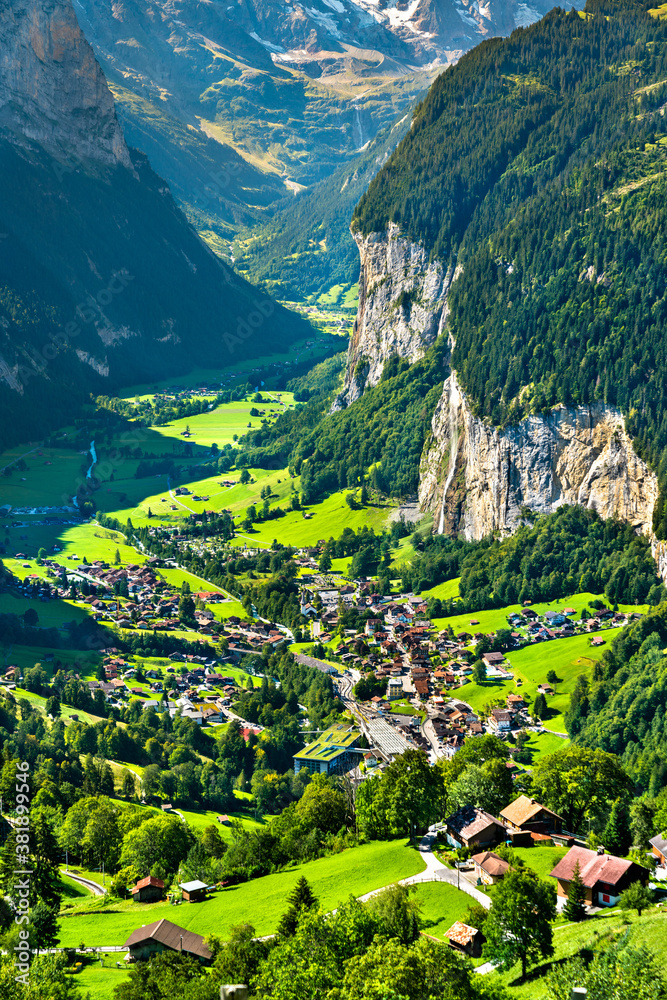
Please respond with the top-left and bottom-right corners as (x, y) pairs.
(130, 875), (164, 903)
(549, 846), (648, 908)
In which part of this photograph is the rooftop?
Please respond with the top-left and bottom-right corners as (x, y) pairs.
(549, 846), (635, 888)
(293, 722), (360, 763)
(446, 805), (503, 840)
(123, 919), (212, 960)
(472, 851), (510, 877)
(445, 922), (480, 947)
(500, 795), (562, 828)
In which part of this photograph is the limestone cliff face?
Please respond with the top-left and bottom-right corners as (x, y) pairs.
(0, 0), (131, 168)
(336, 224), (451, 407)
(419, 371), (659, 540)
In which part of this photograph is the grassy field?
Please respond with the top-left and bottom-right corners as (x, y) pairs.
(9, 686), (104, 725)
(513, 845), (568, 881)
(119, 334), (338, 398)
(0, 644), (101, 677)
(171, 804), (266, 840)
(413, 881), (472, 940)
(57, 840), (425, 947)
(448, 630), (610, 733)
(60, 873), (95, 902)
(73, 961), (130, 998)
(0, 443), (85, 508)
(490, 908), (667, 998)
(431, 592), (646, 637)
(235, 493), (396, 549)
(421, 578), (461, 600)
(517, 730), (570, 762)
(0, 592), (86, 628)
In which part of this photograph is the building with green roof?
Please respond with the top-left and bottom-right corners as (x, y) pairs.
(294, 723), (363, 776)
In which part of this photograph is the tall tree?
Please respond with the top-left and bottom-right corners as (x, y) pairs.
(603, 799), (632, 857)
(532, 748), (633, 834)
(562, 861), (586, 923)
(277, 877), (318, 938)
(483, 868), (557, 979)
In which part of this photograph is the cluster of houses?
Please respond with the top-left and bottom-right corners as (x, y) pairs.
(440, 794), (654, 956)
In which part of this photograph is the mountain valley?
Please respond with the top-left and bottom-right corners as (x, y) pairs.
(1, 2), (667, 999)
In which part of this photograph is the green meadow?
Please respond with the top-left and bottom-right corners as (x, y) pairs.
(0, 443), (85, 508)
(448, 630), (610, 734)
(412, 881), (471, 940)
(432, 592), (647, 636)
(491, 909), (667, 998)
(74, 962), (130, 999)
(235, 493), (396, 550)
(57, 840), (425, 947)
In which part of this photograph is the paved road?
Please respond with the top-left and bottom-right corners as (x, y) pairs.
(62, 869), (105, 897)
(358, 833), (491, 910)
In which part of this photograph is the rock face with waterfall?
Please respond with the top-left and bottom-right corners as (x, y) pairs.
(336, 225), (451, 408)
(341, 219), (661, 547)
(419, 372), (659, 542)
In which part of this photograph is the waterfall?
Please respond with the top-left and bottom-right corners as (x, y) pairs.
(86, 440), (97, 480)
(438, 378), (460, 534)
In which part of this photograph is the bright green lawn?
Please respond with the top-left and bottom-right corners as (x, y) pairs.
(57, 840), (425, 947)
(432, 593), (648, 636)
(490, 909), (667, 998)
(146, 397), (295, 453)
(421, 578), (461, 600)
(414, 882), (473, 940)
(73, 962), (130, 998)
(449, 631), (610, 733)
(513, 845), (568, 881)
(236, 493), (396, 549)
(10, 687), (103, 725)
(172, 805), (265, 839)
(518, 730), (571, 763)
(60, 873), (95, 902)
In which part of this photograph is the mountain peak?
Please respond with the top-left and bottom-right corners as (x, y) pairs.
(0, 0), (132, 168)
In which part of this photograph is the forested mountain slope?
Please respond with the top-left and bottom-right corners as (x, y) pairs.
(351, 0), (667, 534)
(0, 0), (308, 451)
(236, 110), (414, 301)
(570, 600), (667, 792)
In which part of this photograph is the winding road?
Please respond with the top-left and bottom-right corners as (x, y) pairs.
(358, 832), (491, 910)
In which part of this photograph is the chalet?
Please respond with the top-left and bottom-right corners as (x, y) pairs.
(444, 806), (506, 850)
(179, 880), (208, 903)
(489, 709), (513, 732)
(507, 693), (526, 710)
(472, 851), (510, 885)
(650, 833), (667, 867)
(444, 922), (485, 959)
(482, 652), (506, 669)
(123, 919), (212, 964)
(130, 876), (164, 903)
(500, 796), (563, 834)
(549, 846), (648, 907)
(537, 684), (554, 695)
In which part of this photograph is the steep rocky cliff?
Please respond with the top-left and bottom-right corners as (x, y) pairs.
(419, 371), (659, 541)
(0, 0), (131, 168)
(336, 224), (451, 407)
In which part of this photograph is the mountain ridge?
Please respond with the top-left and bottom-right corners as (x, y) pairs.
(0, 0), (308, 450)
